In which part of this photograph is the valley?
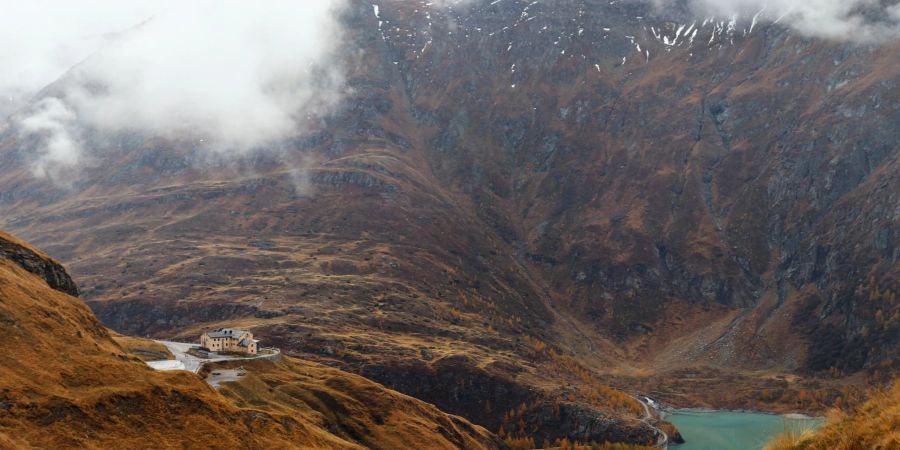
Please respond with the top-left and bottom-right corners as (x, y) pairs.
(0, 0), (897, 447)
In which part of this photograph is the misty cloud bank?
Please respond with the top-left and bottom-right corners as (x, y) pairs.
(3, 0), (900, 180)
(2, 0), (348, 180)
(0, 1), (159, 118)
(667, 0), (900, 42)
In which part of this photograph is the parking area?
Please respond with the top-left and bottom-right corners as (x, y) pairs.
(145, 341), (281, 375)
(206, 368), (247, 389)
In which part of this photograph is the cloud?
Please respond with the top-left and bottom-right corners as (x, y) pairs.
(0, 1), (161, 114)
(3, 0), (349, 180)
(681, 0), (900, 42)
(18, 98), (82, 180)
(6, 0), (897, 182)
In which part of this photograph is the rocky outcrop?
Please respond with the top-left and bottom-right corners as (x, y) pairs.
(0, 232), (78, 297)
(89, 298), (263, 336)
(361, 356), (539, 434)
(361, 356), (658, 445)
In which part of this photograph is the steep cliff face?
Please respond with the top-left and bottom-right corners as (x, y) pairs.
(359, 357), (657, 445)
(0, 0), (896, 445)
(384, 0), (899, 373)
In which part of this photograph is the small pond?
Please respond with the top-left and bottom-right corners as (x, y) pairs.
(667, 410), (824, 450)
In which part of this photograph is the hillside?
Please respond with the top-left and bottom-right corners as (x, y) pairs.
(766, 380), (900, 450)
(0, 231), (504, 449)
(0, 0), (897, 444)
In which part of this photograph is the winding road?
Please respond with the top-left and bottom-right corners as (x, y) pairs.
(635, 395), (669, 449)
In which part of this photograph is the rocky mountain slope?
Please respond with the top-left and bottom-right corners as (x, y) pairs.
(0, 230), (505, 449)
(0, 0), (897, 445)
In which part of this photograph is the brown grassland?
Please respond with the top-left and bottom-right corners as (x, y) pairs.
(205, 358), (508, 450)
(0, 231), (503, 449)
(111, 332), (174, 361)
(766, 380), (900, 450)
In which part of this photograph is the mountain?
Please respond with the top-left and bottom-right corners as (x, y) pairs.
(0, 0), (897, 445)
(0, 230), (505, 449)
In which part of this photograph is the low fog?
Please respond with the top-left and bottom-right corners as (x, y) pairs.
(2, 0), (348, 179)
(679, 0), (900, 42)
(0, 1), (160, 117)
(2, 0), (899, 180)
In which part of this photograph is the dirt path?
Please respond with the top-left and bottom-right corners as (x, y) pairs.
(635, 395), (668, 449)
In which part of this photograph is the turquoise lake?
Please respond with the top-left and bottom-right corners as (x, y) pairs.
(667, 410), (824, 450)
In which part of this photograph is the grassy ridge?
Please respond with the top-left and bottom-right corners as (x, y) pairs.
(766, 380), (900, 450)
(210, 358), (506, 450)
(0, 231), (504, 449)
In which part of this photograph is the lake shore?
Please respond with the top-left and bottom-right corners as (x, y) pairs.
(664, 409), (825, 450)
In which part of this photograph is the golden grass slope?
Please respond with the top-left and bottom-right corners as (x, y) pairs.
(207, 358), (511, 450)
(766, 380), (900, 450)
(111, 332), (174, 361)
(0, 232), (504, 449)
(0, 230), (51, 258)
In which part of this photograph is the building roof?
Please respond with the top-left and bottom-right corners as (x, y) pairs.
(205, 328), (249, 338)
